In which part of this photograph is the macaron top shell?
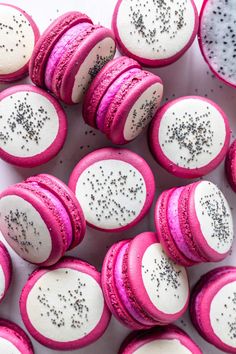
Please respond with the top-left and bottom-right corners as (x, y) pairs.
(126, 232), (189, 322)
(69, 148), (155, 232)
(20, 257), (110, 350)
(149, 96), (230, 178)
(0, 85), (67, 167)
(112, 0), (198, 67)
(0, 242), (12, 303)
(0, 3), (39, 82)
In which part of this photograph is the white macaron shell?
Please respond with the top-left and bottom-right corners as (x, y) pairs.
(133, 339), (192, 354)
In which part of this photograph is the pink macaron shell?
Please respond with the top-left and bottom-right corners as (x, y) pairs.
(69, 147), (155, 232)
(58, 27), (116, 104)
(149, 96), (231, 179)
(0, 186), (66, 266)
(154, 189), (195, 267)
(20, 257), (111, 350)
(198, 0), (236, 89)
(119, 325), (203, 354)
(106, 73), (163, 145)
(83, 56), (141, 127)
(126, 232), (190, 323)
(0, 3), (40, 83)
(96, 68), (141, 132)
(26, 174), (86, 250)
(112, 0), (199, 68)
(0, 319), (34, 353)
(29, 12), (92, 87)
(101, 240), (148, 330)
(192, 268), (236, 353)
(45, 22), (92, 90)
(0, 85), (67, 168)
(188, 181), (232, 262)
(225, 140), (236, 193)
(0, 242), (12, 303)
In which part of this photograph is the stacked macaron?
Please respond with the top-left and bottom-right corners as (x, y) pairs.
(119, 325), (202, 354)
(0, 85), (67, 167)
(20, 257), (110, 350)
(149, 96), (231, 178)
(0, 3), (39, 82)
(0, 174), (86, 266)
(0, 243), (12, 303)
(0, 319), (34, 353)
(112, 0), (198, 67)
(69, 147), (155, 232)
(101, 232), (190, 330)
(83, 56), (164, 144)
(155, 180), (234, 266)
(226, 139), (236, 192)
(191, 267), (236, 353)
(30, 11), (116, 104)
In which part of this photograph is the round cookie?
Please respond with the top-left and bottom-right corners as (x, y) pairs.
(0, 3), (39, 82)
(112, 0), (198, 67)
(0, 242), (12, 303)
(69, 148), (155, 232)
(149, 96), (231, 178)
(225, 139), (236, 192)
(20, 257), (111, 350)
(0, 319), (34, 353)
(0, 85), (67, 167)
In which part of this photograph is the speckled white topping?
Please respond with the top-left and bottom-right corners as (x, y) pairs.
(124, 83), (163, 141)
(26, 268), (104, 342)
(133, 339), (192, 354)
(141, 243), (189, 314)
(0, 337), (21, 354)
(158, 98), (226, 169)
(0, 91), (60, 157)
(0, 5), (35, 75)
(194, 181), (234, 253)
(210, 280), (236, 347)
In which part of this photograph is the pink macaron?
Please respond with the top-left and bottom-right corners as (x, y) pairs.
(30, 12), (116, 104)
(83, 56), (164, 144)
(0, 3), (39, 82)
(0, 174), (86, 266)
(119, 325), (202, 354)
(101, 232), (190, 329)
(69, 147), (155, 232)
(0, 242), (12, 303)
(0, 319), (34, 353)
(199, 0), (236, 88)
(112, 0), (198, 67)
(20, 257), (111, 350)
(155, 180), (234, 265)
(225, 139), (236, 193)
(0, 85), (67, 167)
(190, 266), (236, 353)
(149, 96), (231, 178)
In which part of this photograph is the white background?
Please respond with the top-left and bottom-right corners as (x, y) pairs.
(0, 0), (236, 353)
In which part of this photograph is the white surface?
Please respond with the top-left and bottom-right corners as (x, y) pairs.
(0, 0), (236, 353)
(133, 339), (192, 354)
(0, 337), (21, 354)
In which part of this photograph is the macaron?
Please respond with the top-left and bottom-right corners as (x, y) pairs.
(0, 319), (34, 353)
(30, 12), (116, 104)
(190, 266), (236, 353)
(225, 139), (236, 193)
(155, 180), (234, 265)
(112, 0), (198, 67)
(83, 56), (164, 144)
(149, 96), (231, 178)
(20, 257), (111, 350)
(0, 3), (39, 82)
(199, 0), (236, 88)
(119, 325), (202, 354)
(0, 85), (67, 167)
(101, 232), (190, 329)
(69, 147), (155, 232)
(0, 174), (86, 266)
(0, 242), (12, 303)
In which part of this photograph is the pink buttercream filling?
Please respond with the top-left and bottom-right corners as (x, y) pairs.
(168, 187), (202, 262)
(96, 68), (141, 132)
(45, 22), (92, 90)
